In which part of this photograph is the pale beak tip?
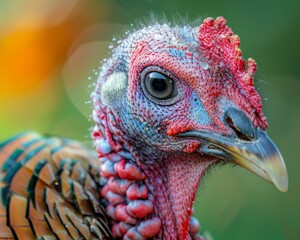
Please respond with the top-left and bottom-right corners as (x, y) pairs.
(279, 185), (288, 193)
(266, 151), (289, 193)
(273, 174), (288, 192)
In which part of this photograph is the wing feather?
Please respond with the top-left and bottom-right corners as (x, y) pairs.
(0, 132), (113, 240)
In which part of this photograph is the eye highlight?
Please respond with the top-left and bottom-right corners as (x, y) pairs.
(141, 68), (180, 105)
(145, 72), (175, 100)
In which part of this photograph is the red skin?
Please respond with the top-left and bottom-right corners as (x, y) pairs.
(129, 18), (266, 137)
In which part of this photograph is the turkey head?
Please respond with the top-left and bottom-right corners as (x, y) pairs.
(92, 16), (288, 240)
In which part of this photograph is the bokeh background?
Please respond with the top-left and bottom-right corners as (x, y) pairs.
(0, 0), (299, 239)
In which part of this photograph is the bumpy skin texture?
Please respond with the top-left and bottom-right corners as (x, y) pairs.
(92, 16), (267, 240)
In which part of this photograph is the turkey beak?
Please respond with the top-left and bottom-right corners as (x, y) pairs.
(177, 129), (288, 192)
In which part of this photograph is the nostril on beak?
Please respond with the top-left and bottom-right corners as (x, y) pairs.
(224, 108), (255, 141)
(226, 117), (251, 141)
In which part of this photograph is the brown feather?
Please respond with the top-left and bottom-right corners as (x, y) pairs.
(0, 132), (113, 240)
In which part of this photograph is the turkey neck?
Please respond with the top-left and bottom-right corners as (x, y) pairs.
(93, 105), (212, 239)
(137, 153), (214, 240)
(93, 105), (162, 239)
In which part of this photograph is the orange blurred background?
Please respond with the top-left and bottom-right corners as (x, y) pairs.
(0, 1), (118, 138)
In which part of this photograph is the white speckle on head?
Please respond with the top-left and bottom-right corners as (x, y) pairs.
(200, 61), (209, 70)
(153, 33), (164, 41)
(171, 36), (179, 45)
(101, 72), (127, 107)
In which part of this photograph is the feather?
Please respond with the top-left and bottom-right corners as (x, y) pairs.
(0, 132), (113, 240)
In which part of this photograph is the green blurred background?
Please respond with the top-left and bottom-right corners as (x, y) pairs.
(0, 0), (299, 239)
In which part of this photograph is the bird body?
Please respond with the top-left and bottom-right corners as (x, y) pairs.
(0, 132), (113, 239)
(0, 16), (288, 240)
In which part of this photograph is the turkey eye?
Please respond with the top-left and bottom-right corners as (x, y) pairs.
(144, 72), (176, 100)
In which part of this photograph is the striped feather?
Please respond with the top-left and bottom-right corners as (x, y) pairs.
(0, 132), (113, 240)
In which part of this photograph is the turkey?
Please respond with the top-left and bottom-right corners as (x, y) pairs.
(0, 16), (288, 240)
